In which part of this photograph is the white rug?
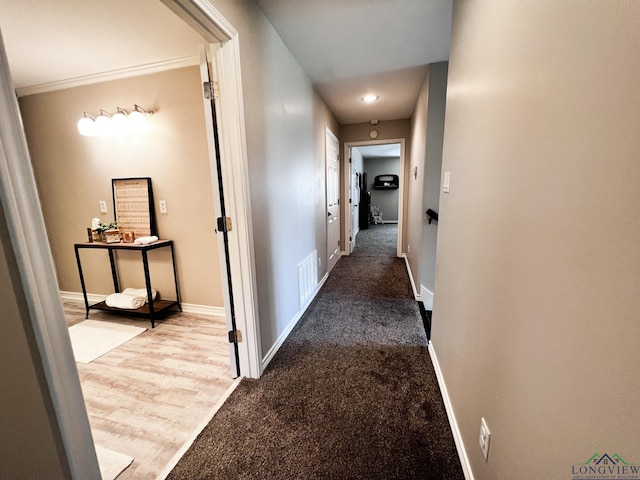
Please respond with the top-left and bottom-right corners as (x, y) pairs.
(69, 320), (146, 363)
(95, 444), (134, 480)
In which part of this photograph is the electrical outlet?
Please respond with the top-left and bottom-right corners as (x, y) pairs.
(159, 200), (167, 214)
(318, 257), (322, 266)
(479, 417), (491, 461)
(407, 243), (411, 253)
(99, 201), (107, 213)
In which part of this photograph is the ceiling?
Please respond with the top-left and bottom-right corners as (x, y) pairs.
(256, 0), (452, 124)
(0, 0), (452, 125)
(0, 0), (206, 91)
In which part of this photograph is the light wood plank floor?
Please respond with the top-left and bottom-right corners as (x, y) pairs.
(64, 301), (235, 480)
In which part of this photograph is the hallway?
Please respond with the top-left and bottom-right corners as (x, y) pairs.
(168, 225), (463, 479)
(352, 223), (398, 258)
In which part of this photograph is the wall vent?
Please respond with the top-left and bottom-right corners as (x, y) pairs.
(298, 251), (318, 309)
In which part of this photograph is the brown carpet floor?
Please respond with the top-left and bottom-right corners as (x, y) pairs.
(167, 224), (464, 479)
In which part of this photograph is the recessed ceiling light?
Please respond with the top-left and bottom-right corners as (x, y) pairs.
(362, 94), (378, 103)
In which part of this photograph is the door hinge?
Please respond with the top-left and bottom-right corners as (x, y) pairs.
(349, 158), (352, 163)
(216, 216), (232, 233)
(228, 330), (243, 343)
(349, 198), (352, 204)
(203, 81), (220, 101)
(349, 236), (352, 241)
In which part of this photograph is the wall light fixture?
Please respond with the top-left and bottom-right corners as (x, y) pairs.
(77, 105), (155, 136)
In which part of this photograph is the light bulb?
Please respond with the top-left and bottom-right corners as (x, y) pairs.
(95, 110), (112, 136)
(77, 115), (96, 136)
(128, 110), (147, 132)
(112, 108), (129, 134)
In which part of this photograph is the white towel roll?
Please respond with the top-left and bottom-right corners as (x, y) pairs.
(122, 287), (157, 302)
(134, 235), (159, 245)
(105, 293), (145, 309)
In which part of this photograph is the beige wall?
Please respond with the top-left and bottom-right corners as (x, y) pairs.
(340, 119), (411, 145)
(419, 62), (447, 300)
(399, 63), (447, 301)
(211, 1), (340, 358)
(19, 66), (223, 307)
(434, 2), (640, 478)
(0, 207), (69, 479)
(405, 70), (429, 290)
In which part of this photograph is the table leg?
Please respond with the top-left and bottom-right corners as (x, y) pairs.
(74, 246), (90, 319)
(169, 242), (182, 312)
(108, 249), (120, 293)
(141, 249), (155, 328)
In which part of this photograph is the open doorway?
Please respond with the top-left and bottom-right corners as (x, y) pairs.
(345, 140), (405, 257)
(0, 0), (259, 477)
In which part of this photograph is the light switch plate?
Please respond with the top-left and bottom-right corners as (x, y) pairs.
(99, 201), (107, 213)
(443, 172), (451, 193)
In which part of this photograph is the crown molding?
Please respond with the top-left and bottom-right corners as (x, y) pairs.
(15, 55), (199, 97)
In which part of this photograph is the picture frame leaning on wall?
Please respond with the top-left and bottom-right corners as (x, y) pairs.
(112, 177), (157, 238)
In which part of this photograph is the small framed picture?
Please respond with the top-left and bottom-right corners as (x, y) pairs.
(112, 177), (157, 238)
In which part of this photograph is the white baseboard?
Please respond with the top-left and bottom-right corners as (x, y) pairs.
(261, 271), (329, 370)
(59, 291), (225, 318)
(428, 342), (474, 480)
(180, 303), (225, 318)
(61, 290), (106, 304)
(382, 220), (398, 224)
(420, 285), (434, 310)
(401, 254), (420, 300)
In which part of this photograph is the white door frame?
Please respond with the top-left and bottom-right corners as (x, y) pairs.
(0, 1), (260, 476)
(161, 0), (261, 379)
(347, 147), (358, 253)
(343, 138), (406, 257)
(0, 33), (100, 478)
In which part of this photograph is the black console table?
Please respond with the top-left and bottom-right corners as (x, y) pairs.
(74, 240), (182, 328)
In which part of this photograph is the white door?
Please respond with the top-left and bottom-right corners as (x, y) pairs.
(198, 44), (240, 378)
(326, 128), (340, 272)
